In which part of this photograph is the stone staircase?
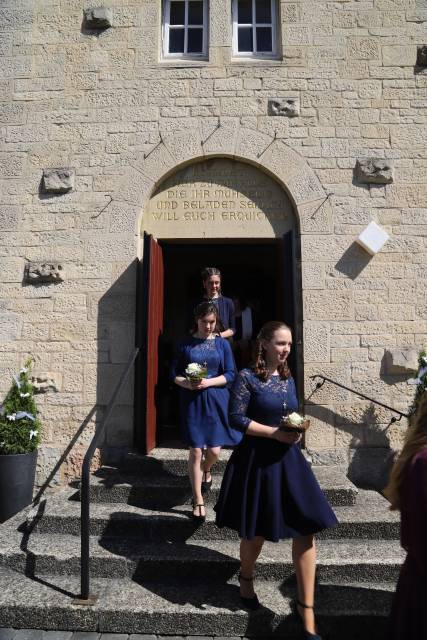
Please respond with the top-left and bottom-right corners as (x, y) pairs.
(0, 447), (402, 638)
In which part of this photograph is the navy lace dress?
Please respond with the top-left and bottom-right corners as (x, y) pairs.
(214, 369), (338, 542)
(171, 336), (242, 448)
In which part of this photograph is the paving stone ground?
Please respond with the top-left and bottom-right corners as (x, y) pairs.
(0, 633), (249, 640)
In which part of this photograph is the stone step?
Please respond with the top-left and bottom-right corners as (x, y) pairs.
(0, 568), (394, 637)
(0, 532), (404, 583)
(84, 464), (358, 507)
(28, 487), (398, 540)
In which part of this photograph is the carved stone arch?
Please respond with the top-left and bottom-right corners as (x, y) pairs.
(110, 123), (329, 248)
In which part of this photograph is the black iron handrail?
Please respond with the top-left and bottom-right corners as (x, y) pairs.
(309, 374), (411, 422)
(74, 347), (140, 605)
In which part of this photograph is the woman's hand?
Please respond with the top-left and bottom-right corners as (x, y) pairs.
(192, 378), (212, 390)
(271, 428), (301, 445)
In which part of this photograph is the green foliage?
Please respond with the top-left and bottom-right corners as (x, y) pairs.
(409, 349), (427, 417)
(0, 358), (41, 455)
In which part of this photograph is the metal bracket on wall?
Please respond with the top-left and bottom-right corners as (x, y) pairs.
(309, 374), (411, 424)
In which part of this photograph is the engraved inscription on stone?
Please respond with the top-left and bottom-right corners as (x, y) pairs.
(25, 261), (65, 284)
(268, 98), (300, 117)
(145, 158), (294, 239)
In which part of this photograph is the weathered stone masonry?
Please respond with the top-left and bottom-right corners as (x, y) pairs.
(0, 0), (426, 487)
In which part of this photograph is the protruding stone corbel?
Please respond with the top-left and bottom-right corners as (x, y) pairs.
(30, 372), (62, 394)
(268, 98), (300, 117)
(83, 7), (113, 29)
(25, 261), (65, 284)
(355, 158), (393, 185)
(42, 168), (75, 194)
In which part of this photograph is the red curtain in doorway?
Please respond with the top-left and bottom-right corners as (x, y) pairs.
(135, 233), (164, 454)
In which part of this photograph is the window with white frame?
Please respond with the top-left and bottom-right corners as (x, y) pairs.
(163, 0), (208, 59)
(232, 0), (279, 58)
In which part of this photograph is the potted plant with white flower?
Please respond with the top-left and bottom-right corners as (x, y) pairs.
(0, 358), (41, 523)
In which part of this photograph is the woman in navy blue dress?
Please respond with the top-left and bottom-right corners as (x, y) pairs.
(189, 267), (235, 339)
(172, 302), (242, 520)
(215, 321), (338, 639)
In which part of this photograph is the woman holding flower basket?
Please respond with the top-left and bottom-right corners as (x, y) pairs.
(172, 302), (242, 521)
(214, 322), (337, 639)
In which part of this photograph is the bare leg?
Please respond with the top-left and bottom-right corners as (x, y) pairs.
(292, 535), (317, 635)
(202, 446), (221, 480)
(239, 537), (264, 598)
(188, 447), (205, 517)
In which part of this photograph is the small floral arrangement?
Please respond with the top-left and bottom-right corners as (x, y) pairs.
(408, 350), (427, 417)
(0, 358), (41, 455)
(185, 362), (208, 382)
(280, 409), (310, 434)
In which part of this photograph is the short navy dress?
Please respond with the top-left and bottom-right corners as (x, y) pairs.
(171, 336), (243, 449)
(214, 369), (338, 542)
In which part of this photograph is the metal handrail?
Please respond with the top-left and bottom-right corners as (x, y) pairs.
(74, 347), (140, 605)
(309, 374), (411, 422)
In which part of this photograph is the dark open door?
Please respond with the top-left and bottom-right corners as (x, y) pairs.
(279, 230), (303, 407)
(135, 232), (164, 454)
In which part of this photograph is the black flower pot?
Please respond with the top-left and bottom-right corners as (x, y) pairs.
(0, 450), (37, 523)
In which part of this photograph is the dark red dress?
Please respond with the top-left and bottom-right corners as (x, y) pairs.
(389, 448), (427, 639)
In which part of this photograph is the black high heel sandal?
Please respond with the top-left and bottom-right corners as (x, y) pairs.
(238, 573), (260, 611)
(191, 502), (206, 522)
(201, 469), (212, 492)
(292, 599), (322, 640)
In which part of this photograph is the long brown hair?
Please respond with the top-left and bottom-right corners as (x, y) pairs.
(190, 301), (224, 335)
(253, 321), (292, 382)
(384, 393), (427, 510)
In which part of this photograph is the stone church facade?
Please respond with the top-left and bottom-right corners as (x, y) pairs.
(1, 0), (426, 487)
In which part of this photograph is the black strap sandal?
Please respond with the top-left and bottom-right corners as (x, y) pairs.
(293, 599), (322, 640)
(191, 502), (206, 522)
(238, 573), (260, 610)
(201, 469), (212, 492)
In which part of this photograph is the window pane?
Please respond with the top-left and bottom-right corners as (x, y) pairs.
(256, 26), (272, 52)
(255, 0), (271, 23)
(170, 1), (185, 25)
(238, 0), (252, 24)
(238, 27), (253, 52)
(187, 28), (203, 52)
(169, 28), (185, 52)
(188, 1), (203, 25)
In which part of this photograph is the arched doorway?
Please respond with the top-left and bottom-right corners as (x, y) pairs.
(135, 157), (301, 453)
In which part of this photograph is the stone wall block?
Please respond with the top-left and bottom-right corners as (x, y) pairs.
(304, 322), (331, 363)
(200, 121), (239, 157)
(162, 128), (204, 166)
(25, 261), (65, 284)
(267, 98), (300, 118)
(355, 158), (393, 185)
(382, 45), (414, 67)
(0, 313), (22, 343)
(235, 127), (272, 164)
(417, 45), (427, 67)
(129, 143), (175, 185)
(42, 168), (75, 194)
(118, 167), (153, 207)
(299, 198), (333, 234)
(83, 7), (113, 30)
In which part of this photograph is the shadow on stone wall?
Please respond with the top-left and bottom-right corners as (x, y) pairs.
(305, 401), (398, 491)
(96, 260), (137, 467)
